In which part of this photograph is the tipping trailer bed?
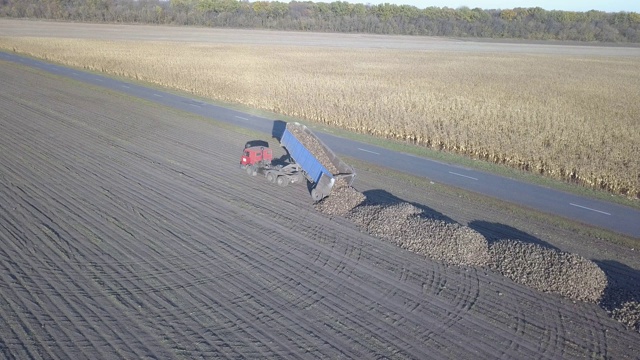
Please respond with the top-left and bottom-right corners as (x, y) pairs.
(280, 123), (356, 201)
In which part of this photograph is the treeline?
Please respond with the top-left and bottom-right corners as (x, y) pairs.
(2, 0), (640, 42)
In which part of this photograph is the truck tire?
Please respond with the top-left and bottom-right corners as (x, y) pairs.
(276, 176), (289, 187)
(266, 172), (275, 183)
(246, 166), (253, 176)
(311, 188), (323, 201)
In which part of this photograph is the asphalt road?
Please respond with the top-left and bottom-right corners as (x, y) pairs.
(2, 51), (639, 238)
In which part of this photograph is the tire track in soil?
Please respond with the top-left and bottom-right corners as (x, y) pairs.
(208, 220), (424, 357)
(0, 180), (172, 359)
(0, 260), (53, 360)
(288, 218), (544, 356)
(0, 87), (192, 358)
(0, 229), (118, 360)
(1, 61), (639, 358)
(1, 95), (340, 358)
(232, 215), (512, 358)
(0, 159), (256, 356)
(95, 218), (320, 355)
(31, 128), (390, 352)
(189, 200), (450, 358)
(83, 183), (378, 358)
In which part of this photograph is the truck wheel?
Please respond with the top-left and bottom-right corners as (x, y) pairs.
(311, 189), (323, 201)
(266, 172), (275, 183)
(276, 176), (289, 187)
(251, 167), (258, 176)
(246, 166), (253, 176)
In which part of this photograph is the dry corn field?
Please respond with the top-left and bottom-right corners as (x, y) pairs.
(1, 34), (639, 198)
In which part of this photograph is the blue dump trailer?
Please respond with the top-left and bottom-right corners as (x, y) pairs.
(241, 122), (356, 201)
(280, 123), (356, 201)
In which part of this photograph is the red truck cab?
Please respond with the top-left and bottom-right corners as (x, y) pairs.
(241, 146), (273, 167)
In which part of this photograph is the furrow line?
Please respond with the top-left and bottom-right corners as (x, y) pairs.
(1, 171), (172, 358)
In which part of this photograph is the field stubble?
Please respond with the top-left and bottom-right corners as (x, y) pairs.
(0, 36), (638, 198)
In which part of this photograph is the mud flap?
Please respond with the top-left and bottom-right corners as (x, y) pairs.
(313, 174), (334, 201)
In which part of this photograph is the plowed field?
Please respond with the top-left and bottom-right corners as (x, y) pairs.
(1, 61), (639, 359)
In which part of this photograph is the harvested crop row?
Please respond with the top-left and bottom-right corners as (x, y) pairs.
(488, 240), (607, 303)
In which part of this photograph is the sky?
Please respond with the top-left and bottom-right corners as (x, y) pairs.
(354, 1), (638, 13)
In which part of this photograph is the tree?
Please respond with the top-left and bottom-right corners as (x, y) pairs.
(1, 0), (638, 42)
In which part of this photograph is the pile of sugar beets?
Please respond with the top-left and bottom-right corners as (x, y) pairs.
(287, 123), (639, 332)
(316, 185), (640, 332)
